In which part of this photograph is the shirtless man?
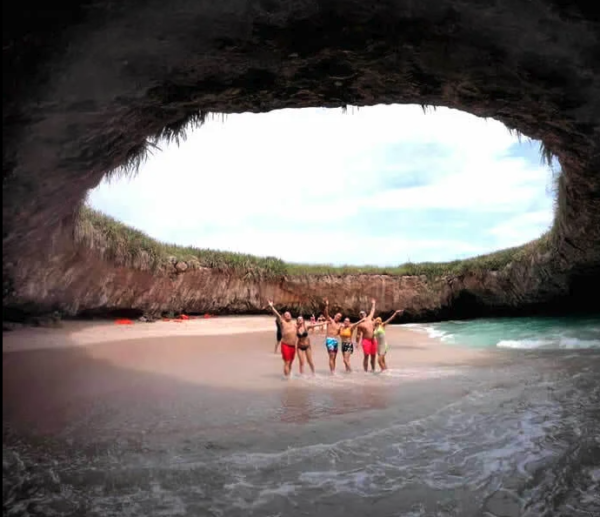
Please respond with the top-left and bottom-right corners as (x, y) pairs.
(355, 299), (377, 372)
(323, 299), (343, 374)
(268, 301), (297, 378)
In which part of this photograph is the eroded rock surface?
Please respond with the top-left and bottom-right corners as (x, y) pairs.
(3, 227), (583, 321)
(3, 1), (600, 320)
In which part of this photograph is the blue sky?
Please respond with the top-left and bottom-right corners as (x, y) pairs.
(88, 105), (555, 265)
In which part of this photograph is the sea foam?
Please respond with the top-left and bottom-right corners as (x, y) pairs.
(497, 337), (600, 349)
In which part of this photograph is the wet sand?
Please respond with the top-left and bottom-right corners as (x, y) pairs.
(3, 317), (488, 444)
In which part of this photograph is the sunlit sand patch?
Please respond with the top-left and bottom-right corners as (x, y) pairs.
(2, 316), (275, 352)
(3, 316), (485, 397)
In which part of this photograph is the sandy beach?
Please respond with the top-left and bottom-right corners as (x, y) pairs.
(2, 316), (277, 352)
(3, 316), (488, 436)
(2, 316), (599, 517)
(2, 316), (487, 395)
(2, 315), (484, 359)
(8, 316), (597, 516)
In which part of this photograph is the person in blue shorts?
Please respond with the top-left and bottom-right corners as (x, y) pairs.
(323, 298), (343, 374)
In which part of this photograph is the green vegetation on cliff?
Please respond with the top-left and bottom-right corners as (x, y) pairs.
(77, 206), (552, 280)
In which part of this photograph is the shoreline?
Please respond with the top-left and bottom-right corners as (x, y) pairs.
(2, 316), (491, 438)
(2, 316), (498, 398)
(3, 315), (444, 345)
(2, 315), (489, 371)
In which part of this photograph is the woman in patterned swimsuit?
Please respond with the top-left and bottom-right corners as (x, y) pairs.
(339, 317), (366, 372)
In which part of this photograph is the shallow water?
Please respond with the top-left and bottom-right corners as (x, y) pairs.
(406, 315), (600, 350)
(3, 333), (600, 517)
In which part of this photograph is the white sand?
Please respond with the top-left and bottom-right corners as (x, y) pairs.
(2, 316), (275, 352)
(3, 316), (488, 369)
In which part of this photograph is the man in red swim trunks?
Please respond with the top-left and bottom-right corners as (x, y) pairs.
(268, 301), (297, 378)
(355, 298), (377, 372)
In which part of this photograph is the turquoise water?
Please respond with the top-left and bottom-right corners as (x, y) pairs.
(406, 315), (600, 349)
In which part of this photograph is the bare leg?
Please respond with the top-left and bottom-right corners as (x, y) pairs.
(343, 352), (352, 372)
(297, 350), (306, 375)
(378, 354), (388, 371)
(363, 353), (369, 372)
(305, 347), (316, 375)
(328, 351), (337, 374)
(283, 360), (292, 378)
(370, 354), (376, 372)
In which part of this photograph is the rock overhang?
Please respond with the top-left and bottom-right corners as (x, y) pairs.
(2, 0), (599, 317)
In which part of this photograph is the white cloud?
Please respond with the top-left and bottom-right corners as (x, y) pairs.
(88, 105), (554, 265)
(488, 210), (553, 249)
(363, 155), (546, 212)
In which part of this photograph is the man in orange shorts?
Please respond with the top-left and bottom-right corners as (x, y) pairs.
(355, 298), (377, 372)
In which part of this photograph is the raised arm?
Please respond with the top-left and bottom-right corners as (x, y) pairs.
(268, 300), (283, 321)
(307, 322), (327, 330)
(368, 298), (376, 319)
(323, 299), (333, 322)
(349, 317), (367, 330)
(383, 309), (404, 326)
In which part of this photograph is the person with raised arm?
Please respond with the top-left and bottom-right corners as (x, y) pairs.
(295, 316), (327, 375)
(356, 299), (378, 372)
(268, 301), (297, 378)
(339, 316), (367, 372)
(374, 309), (404, 372)
(323, 299), (344, 374)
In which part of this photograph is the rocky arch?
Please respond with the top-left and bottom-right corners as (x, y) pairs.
(3, 0), (599, 318)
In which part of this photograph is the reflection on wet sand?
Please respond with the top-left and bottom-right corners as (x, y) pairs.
(278, 381), (391, 424)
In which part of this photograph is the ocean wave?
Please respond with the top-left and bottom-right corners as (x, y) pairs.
(425, 328), (456, 344)
(497, 338), (600, 350)
(402, 324), (430, 333)
(403, 324), (454, 342)
(405, 318), (600, 350)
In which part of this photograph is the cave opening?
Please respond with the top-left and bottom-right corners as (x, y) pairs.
(3, 0), (598, 320)
(3, 4), (600, 517)
(86, 104), (558, 269)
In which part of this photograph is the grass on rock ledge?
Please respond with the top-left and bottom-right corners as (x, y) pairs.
(77, 206), (552, 280)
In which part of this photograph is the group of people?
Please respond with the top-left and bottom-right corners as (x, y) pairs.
(270, 298), (403, 378)
(307, 314), (328, 334)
